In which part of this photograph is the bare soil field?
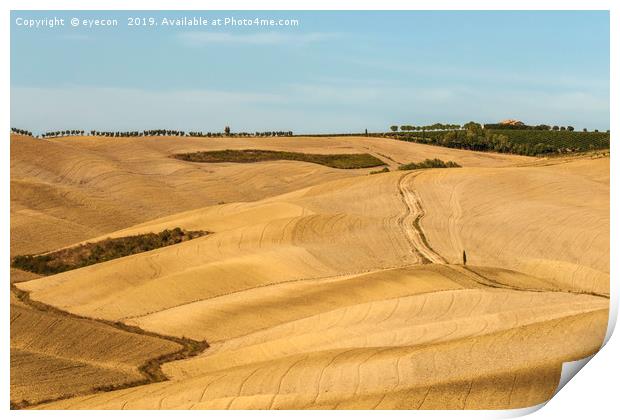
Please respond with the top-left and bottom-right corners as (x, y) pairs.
(10, 134), (608, 409)
(10, 302), (181, 406)
(10, 134), (528, 256)
(413, 158), (609, 295)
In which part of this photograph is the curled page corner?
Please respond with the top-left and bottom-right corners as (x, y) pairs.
(554, 355), (595, 397)
(492, 402), (547, 418)
(491, 353), (601, 418)
(603, 291), (618, 346)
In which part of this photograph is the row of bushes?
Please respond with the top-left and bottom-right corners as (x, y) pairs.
(12, 228), (209, 275)
(398, 158), (461, 170)
(369, 158), (461, 175)
(173, 149), (386, 169)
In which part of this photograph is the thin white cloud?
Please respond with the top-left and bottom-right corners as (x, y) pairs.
(178, 31), (338, 46)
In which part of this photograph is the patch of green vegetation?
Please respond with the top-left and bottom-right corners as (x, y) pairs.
(486, 129), (610, 152)
(173, 149), (386, 169)
(398, 158), (461, 171)
(369, 167), (390, 175)
(389, 123), (610, 156)
(11, 228), (209, 276)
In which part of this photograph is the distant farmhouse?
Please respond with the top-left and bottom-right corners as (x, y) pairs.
(499, 119), (524, 126)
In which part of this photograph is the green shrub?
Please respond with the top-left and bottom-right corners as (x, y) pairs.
(369, 167), (390, 175)
(398, 158), (461, 171)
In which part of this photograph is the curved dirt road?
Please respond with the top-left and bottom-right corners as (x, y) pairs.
(397, 172), (447, 264)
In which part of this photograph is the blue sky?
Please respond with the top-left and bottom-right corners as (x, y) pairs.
(11, 11), (609, 133)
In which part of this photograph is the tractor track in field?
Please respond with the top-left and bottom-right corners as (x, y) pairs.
(397, 171), (447, 264)
(395, 170), (608, 300)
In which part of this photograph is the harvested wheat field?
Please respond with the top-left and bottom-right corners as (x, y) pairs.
(10, 134), (609, 410)
(10, 134), (527, 257)
(10, 301), (182, 406)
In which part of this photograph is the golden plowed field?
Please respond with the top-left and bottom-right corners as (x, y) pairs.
(10, 134), (527, 257)
(10, 303), (181, 405)
(10, 134), (608, 409)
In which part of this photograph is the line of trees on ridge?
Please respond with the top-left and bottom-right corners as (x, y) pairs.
(12, 128), (294, 139)
(11, 127), (33, 136)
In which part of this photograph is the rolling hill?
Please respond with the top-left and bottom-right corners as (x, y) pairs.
(10, 134), (608, 409)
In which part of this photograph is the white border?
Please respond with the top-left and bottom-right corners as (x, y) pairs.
(2, 1), (617, 419)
